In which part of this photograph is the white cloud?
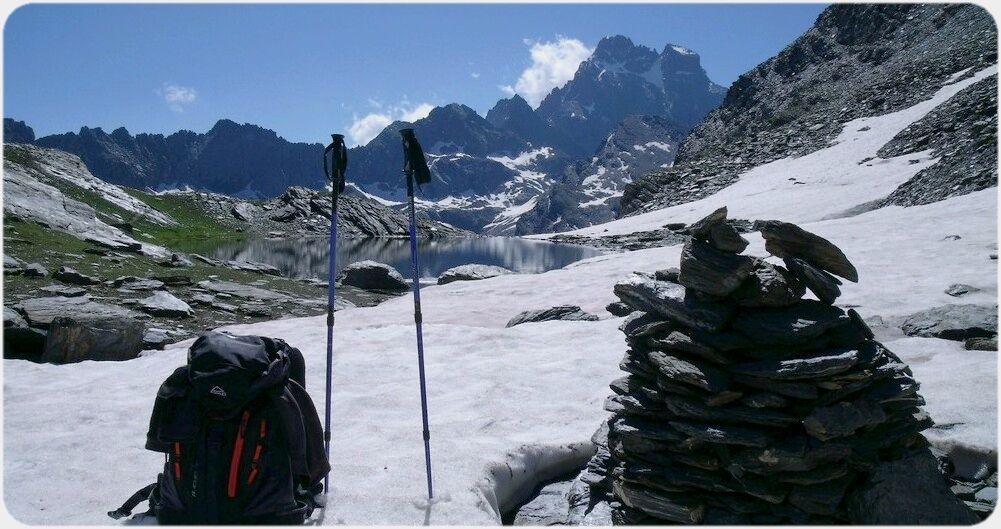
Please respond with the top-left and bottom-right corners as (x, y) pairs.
(470, 72), (481, 79)
(399, 102), (434, 122)
(347, 100), (436, 146)
(157, 84), (197, 113)
(502, 36), (593, 107)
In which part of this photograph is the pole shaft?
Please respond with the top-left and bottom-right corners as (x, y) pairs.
(407, 176), (434, 499)
(323, 190), (338, 494)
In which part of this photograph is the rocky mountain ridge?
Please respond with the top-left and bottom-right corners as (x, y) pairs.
(619, 4), (997, 217)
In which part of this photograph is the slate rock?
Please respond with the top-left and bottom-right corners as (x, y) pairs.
(787, 474), (852, 516)
(612, 480), (705, 523)
(3, 326), (47, 360)
(14, 296), (138, 329)
(846, 448), (980, 524)
(784, 257), (841, 305)
(731, 300), (850, 346)
(965, 336), (998, 351)
(654, 267), (680, 283)
(754, 220), (858, 282)
(4, 306), (28, 328)
(733, 437), (853, 473)
(647, 330), (734, 364)
(614, 275), (733, 332)
(197, 280), (290, 300)
(708, 223), (750, 254)
(161, 253), (194, 268)
(730, 347), (860, 380)
(23, 262), (48, 277)
(606, 301), (634, 317)
(646, 351), (730, 392)
(53, 266), (100, 285)
(731, 260), (805, 308)
(678, 239), (756, 297)
(662, 394), (797, 428)
(113, 276), (166, 291)
(39, 285), (88, 297)
(338, 260), (409, 292)
(437, 264), (512, 285)
(154, 275), (194, 286)
(802, 398), (888, 441)
(138, 291), (193, 318)
(506, 305), (599, 327)
(687, 207), (728, 239)
(945, 283), (979, 297)
(901, 304), (998, 340)
(670, 420), (772, 447)
(226, 260), (282, 276)
(238, 304), (271, 317)
(41, 315), (144, 363)
(143, 328), (170, 350)
(511, 479), (573, 526)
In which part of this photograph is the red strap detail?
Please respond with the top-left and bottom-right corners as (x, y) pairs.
(247, 419), (268, 486)
(227, 411), (250, 498)
(173, 443), (182, 480)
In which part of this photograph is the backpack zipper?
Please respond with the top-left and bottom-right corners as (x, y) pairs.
(246, 418), (268, 485)
(227, 410), (250, 498)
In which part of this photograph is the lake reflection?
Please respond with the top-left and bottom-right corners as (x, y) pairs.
(179, 237), (604, 280)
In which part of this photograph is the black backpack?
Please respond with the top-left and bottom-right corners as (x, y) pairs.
(109, 332), (330, 524)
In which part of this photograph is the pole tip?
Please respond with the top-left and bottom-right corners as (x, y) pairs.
(331, 133), (344, 142)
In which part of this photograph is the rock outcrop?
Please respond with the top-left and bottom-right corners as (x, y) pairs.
(337, 261), (409, 292)
(584, 208), (978, 524)
(437, 264), (512, 285)
(506, 305), (599, 328)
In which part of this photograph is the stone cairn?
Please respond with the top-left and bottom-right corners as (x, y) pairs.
(585, 207), (977, 525)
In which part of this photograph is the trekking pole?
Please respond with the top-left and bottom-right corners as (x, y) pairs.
(400, 128), (434, 499)
(321, 134), (347, 496)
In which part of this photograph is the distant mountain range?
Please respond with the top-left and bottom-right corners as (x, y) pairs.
(7, 34), (724, 234)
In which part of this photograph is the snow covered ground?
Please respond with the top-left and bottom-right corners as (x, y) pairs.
(3, 65), (997, 524)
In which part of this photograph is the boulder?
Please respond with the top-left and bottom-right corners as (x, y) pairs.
(337, 260), (409, 292)
(4, 255), (24, 273)
(4, 306), (28, 328)
(678, 239), (756, 297)
(14, 296), (138, 329)
(196, 280), (290, 301)
(3, 326), (47, 360)
(161, 253), (194, 268)
(845, 448), (980, 525)
(506, 305), (599, 327)
(39, 285), (88, 297)
(754, 220), (858, 282)
(614, 275), (733, 332)
(654, 268), (680, 283)
(143, 328), (170, 350)
(784, 257), (841, 305)
(731, 260), (805, 308)
(41, 315), (144, 363)
(230, 202), (257, 221)
(606, 301), (634, 317)
(23, 262), (48, 277)
(686, 207), (727, 239)
(901, 304), (998, 340)
(226, 260), (282, 276)
(53, 266), (100, 285)
(945, 283), (979, 297)
(113, 276), (166, 290)
(437, 264), (512, 285)
(965, 336), (998, 351)
(138, 291), (193, 318)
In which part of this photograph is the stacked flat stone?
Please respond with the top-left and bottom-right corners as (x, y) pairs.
(593, 207), (951, 524)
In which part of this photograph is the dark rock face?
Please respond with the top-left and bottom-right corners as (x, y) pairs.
(901, 304), (998, 341)
(620, 4), (996, 217)
(515, 115), (686, 234)
(3, 118), (35, 143)
(785, 257), (842, 304)
(485, 94), (565, 150)
(678, 239), (756, 297)
(582, 210), (967, 524)
(436, 264), (512, 285)
(536, 36), (724, 158)
(337, 260), (409, 292)
(506, 305), (599, 327)
(877, 73), (998, 207)
(35, 119), (324, 198)
(40, 316), (144, 363)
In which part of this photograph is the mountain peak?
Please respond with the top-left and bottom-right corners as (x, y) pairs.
(662, 43), (697, 57)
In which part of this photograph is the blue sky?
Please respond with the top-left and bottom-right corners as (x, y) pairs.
(5, 3), (827, 145)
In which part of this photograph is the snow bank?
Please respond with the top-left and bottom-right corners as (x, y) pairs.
(537, 65), (997, 238)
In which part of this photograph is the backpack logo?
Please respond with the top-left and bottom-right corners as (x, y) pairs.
(210, 386), (228, 398)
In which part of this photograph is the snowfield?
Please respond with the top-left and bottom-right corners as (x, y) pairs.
(3, 65), (997, 524)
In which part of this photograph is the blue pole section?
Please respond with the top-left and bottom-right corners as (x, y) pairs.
(323, 190), (338, 495)
(407, 175), (434, 499)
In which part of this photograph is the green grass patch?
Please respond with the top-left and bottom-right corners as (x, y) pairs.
(123, 189), (246, 245)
